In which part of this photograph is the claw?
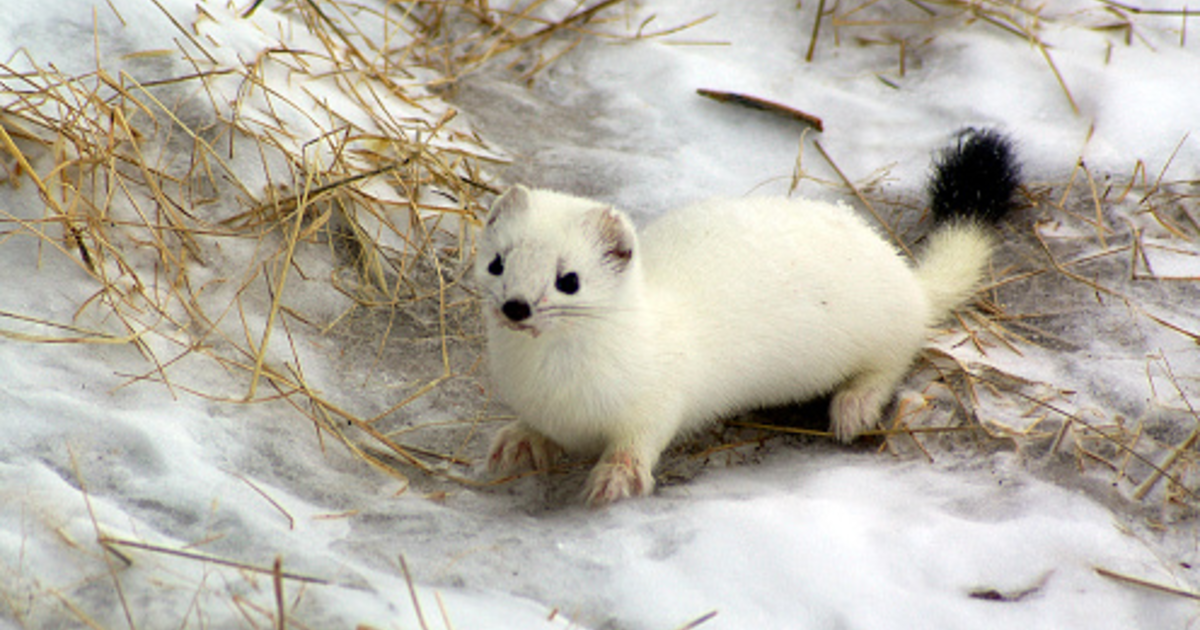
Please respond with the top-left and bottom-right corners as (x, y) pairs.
(584, 449), (654, 507)
(487, 423), (562, 475)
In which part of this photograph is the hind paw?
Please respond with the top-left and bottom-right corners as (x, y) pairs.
(830, 386), (889, 443)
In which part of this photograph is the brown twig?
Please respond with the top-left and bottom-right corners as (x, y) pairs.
(696, 89), (824, 132)
(674, 610), (720, 630)
(273, 556), (287, 630)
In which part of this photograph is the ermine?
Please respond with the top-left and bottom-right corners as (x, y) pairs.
(476, 129), (1020, 506)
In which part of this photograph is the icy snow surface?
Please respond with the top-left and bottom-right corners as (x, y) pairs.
(3, 0), (1200, 628)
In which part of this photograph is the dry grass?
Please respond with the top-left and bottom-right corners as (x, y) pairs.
(3, 0), (1199, 624)
(919, 162), (1200, 513)
(727, 151), (1200, 521)
(2, 0), (1194, 492)
(0, 0), (636, 626)
(2, 0), (1193, 510)
(0, 0), (646, 485)
(736, 0), (1200, 518)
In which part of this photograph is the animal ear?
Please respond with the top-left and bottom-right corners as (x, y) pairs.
(486, 185), (531, 228)
(587, 206), (636, 272)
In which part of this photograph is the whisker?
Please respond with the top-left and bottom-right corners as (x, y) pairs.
(543, 305), (608, 321)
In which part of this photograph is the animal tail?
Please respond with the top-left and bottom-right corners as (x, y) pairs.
(914, 128), (1021, 324)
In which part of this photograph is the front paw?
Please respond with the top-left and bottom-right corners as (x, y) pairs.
(487, 422), (563, 475)
(584, 449), (655, 507)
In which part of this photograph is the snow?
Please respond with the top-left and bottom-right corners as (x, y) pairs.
(3, 0), (1200, 629)
(608, 458), (1173, 630)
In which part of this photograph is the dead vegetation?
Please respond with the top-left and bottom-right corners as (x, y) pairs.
(726, 0), (1200, 522)
(0, 0), (656, 485)
(0, 1), (638, 625)
(2, 0), (1199, 623)
(1, 0), (1196, 520)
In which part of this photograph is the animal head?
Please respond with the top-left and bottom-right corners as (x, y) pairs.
(475, 185), (638, 337)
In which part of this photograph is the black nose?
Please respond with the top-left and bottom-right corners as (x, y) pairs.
(501, 299), (532, 322)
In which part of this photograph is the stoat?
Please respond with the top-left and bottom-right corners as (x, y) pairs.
(475, 129), (1020, 506)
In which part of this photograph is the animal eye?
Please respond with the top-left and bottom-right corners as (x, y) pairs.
(555, 271), (580, 295)
(487, 254), (504, 276)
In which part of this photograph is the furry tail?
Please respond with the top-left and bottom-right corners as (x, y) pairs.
(915, 129), (1021, 323)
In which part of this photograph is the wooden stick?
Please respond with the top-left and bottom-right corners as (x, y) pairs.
(696, 88), (824, 132)
(273, 556), (286, 630)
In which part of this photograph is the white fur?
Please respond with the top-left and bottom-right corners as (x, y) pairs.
(476, 186), (993, 505)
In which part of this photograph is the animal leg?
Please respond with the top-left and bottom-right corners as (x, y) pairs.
(829, 366), (907, 443)
(582, 411), (683, 507)
(487, 422), (564, 475)
(583, 446), (656, 507)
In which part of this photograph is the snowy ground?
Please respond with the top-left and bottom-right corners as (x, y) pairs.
(3, 1), (1200, 629)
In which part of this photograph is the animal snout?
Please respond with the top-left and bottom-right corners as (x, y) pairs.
(501, 299), (532, 323)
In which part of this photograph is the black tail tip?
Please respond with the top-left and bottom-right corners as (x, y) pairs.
(929, 128), (1021, 225)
